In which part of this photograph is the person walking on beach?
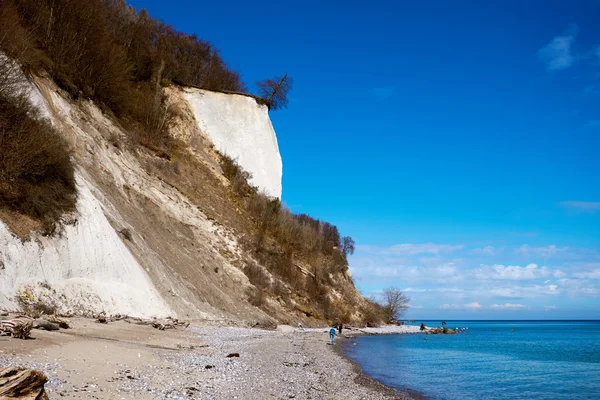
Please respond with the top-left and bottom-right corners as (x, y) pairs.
(338, 323), (343, 335)
(329, 327), (336, 345)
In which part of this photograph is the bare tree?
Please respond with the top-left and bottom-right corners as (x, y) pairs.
(382, 287), (410, 321)
(256, 74), (292, 110)
(342, 236), (355, 258)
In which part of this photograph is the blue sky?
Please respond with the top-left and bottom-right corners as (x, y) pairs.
(129, 0), (600, 319)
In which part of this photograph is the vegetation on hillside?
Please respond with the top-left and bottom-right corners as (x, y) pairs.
(0, 6), (76, 233)
(0, 0), (385, 325)
(2, 0), (244, 148)
(2, 0), (292, 146)
(218, 153), (389, 324)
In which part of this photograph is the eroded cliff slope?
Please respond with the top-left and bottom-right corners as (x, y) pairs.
(0, 72), (371, 326)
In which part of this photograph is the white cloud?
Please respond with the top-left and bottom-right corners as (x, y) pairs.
(351, 241), (600, 314)
(489, 284), (562, 298)
(574, 269), (600, 279)
(440, 302), (481, 310)
(544, 305), (558, 311)
(538, 25), (578, 71)
(439, 304), (457, 310)
(490, 303), (528, 310)
(473, 246), (500, 256)
(408, 304), (424, 309)
(360, 243), (464, 256)
(473, 263), (564, 280)
(433, 288), (465, 293)
(556, 278), (600, 296)
(405, 287), (464, 294)
(560, 201), (600, 213)
(516, 245), (568, 258)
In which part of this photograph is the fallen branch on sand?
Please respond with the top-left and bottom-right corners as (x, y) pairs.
(0, 367), (50, 399)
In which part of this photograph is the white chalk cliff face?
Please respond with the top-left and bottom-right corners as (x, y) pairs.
(0, 70), (282, 321)
(0, 176), (171, 318)
(183, 88), (283, 198)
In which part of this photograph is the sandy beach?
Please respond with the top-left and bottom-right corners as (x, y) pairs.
(0, 319), (422, 399)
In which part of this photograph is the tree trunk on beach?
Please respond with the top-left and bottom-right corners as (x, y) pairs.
(0, 367), (50, 399)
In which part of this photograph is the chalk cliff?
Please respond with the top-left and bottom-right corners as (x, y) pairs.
(0, 72), (366, 326)
(183, 88), (282, 198)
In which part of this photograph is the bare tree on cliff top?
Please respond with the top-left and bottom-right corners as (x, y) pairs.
(257, 74), (292, 110)
(382, 287), (410, 321)
(342, 236), (355, 259)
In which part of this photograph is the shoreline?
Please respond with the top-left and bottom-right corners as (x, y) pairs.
(0, 318), (425, 399)
(336, 333), (430, 400)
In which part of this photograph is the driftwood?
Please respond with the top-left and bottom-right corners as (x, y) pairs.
(91, 314), (188, 330)
(0, 367), (49, 399)
(123, 317), (189, 330)
(32, 320), (60, 331)
(0, 318), (33, 339)
(45, 315), (70, 329)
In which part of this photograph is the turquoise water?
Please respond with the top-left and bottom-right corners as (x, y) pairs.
(343, 321), (600, 399)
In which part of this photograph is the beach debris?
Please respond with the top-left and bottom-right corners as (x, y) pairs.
(32, 319), (60, 331)
(176, 343), (198, 350)
(46, 315), (70, 329)
(123, 316), (189, 330)
(151, 318), (188, 331)
(0, 317), (33, 339)
(283, 362), (310, 367)
(226, 353), (240, 358)
(0, 367), (50, 399)
(96, 315), (108, 324)
(205, 365), (215, 369)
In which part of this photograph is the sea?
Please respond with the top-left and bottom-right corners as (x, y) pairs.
(342, 321), (600, 400)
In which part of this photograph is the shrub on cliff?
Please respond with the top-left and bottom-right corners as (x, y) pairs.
(220, 154), (359, 321)
(0, 59), (76, 232)
(219, 152), (256, 197)
(360, 297), (388, 327)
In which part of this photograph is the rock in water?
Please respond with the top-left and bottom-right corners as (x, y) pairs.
(0, 367), (50, 399)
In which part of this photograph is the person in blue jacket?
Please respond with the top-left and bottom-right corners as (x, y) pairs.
(329, 327), (336, 345)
